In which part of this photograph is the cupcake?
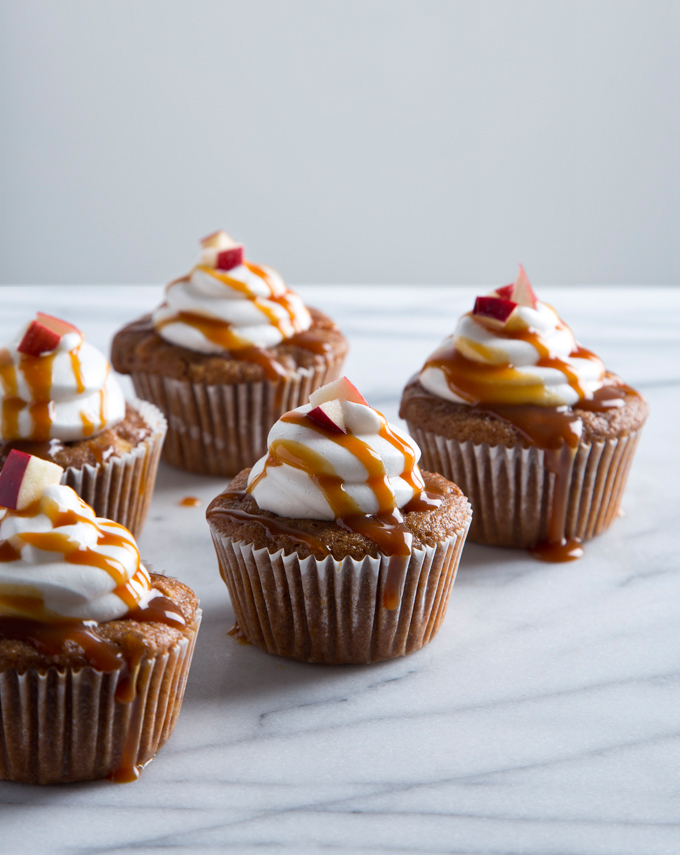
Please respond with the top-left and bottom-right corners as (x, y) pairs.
(0, 451), (200, 784)
(400, 266), (649, 560)
(111, 231), (348, 477)
(207, 377), (471, 664)
(0, 313), (166, 537)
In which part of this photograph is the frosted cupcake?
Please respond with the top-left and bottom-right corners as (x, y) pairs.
(112, 231), (348, 476)
(207, 378), (471, 664)
(400, 267), (648, 560)
(0, 451), (200, 784)
(0, 313), (166, 536)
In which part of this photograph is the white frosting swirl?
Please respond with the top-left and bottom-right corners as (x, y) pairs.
(0, 327), (125, 441)
(0, 484), (153, 622)
(248, 400), (423, 520)
(420, 301), (605, 407)
(153, 263), (312, 354)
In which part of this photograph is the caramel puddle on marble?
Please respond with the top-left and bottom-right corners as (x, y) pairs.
(179, 496), (202, 507)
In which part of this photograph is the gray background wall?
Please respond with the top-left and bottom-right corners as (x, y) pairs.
(1, 0), (678, 286)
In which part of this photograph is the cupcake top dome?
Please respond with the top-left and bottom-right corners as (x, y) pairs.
(0, 314), (125, 442)
(419, 265), (607, 409)
(152, 230), (312, 357)
(247, 376), (424, 522)
(209, 377), (470, 612)
(0, 450), (166, 624)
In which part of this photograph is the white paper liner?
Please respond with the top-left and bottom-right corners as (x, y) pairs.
(60, 398), (166, 538)
(210, 517), (471, 664)
(0, 611), (200, 785)
(131, 356), (343, 477)
(408, 423), (642, 548)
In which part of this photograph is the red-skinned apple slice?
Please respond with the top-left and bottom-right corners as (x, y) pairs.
(215, 246), (244, 271)
(307, 400), (347, 434)
(0, 450), (64, 511)
(17, 313), (81, 357)
(309, 377), (368, 408)
(495, 284), (515, 300)
(512, 264), (537, 308)
(473, 296), (518, 327)
(200, 231), (245, 270)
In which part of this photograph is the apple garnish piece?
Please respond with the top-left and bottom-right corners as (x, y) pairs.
(492, 267), (537, 308)
(473, 296), (518, 327)
(0, 450), (64, 511)
(495, 284), (515, 300)
(200, 230), (231, 249)
(215, 246), (244, 271)
(512, 264), (537, 308)
(199, 231), (245, 271)
(307, 400), (347, 434)
(17, 314), (81, 357)
(309, 377), (368, 408)
(35, 313), (80, 336)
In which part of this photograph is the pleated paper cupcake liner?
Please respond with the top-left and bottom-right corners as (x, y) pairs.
(130, 357), (344, 477)
(0, 612), (201, 785)
(408, 423), (642, 548)
(61, 398), (166, 538)
(209, 515), (471, 664)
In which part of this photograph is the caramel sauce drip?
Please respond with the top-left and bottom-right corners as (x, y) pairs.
(402, 487), (446, 514)
(1, 344), (98, 442)
(99, 371), (108, 427)
(210, 491), (331, 555)
(247, 409), (432, 609)
(286, 328), (334, 355)
(1, 348), (56, 441)
(0, 596), (185, 695)
(70, 348), (86, 394)
(80, 410), (95, 437)
(0, 592), (186, 783)
(180, 496), (202, 507)
(0, 488), (186, 784)
(0, 348), (20, 437)
(18, 352), (56, 441)
(422, 312), (641, 561)
(0, 497), (152, 613)
(155, 262), (326, 381)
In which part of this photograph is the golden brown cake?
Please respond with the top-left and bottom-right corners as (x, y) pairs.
(400, 268), (648, 559)
(111, 232), (348, 476)
(207, 378), (471, 664)
(0, 453), (200, 784)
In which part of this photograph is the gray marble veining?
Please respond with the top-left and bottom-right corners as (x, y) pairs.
(0, 285), (678, 855)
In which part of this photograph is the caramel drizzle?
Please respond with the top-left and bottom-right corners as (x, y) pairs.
(0, 588), (186, 790)
(70, 347), (86, 394)
(155, 262), (320, 381)
(423, 311), (640, 561)
(247, 409), (433, 609)
(424, 314), (603, 409)
(1, 344), (98, 442)
(0, 598), (185, 693)
(0, 497), (187, 783)
(209, 491), (332, 555)
(0, 486), (186, 785)
(0, 498), (150, 614)
(180, 496), (202, 507)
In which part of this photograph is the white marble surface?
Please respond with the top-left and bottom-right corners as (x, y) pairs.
(0, 284), (678, 855)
